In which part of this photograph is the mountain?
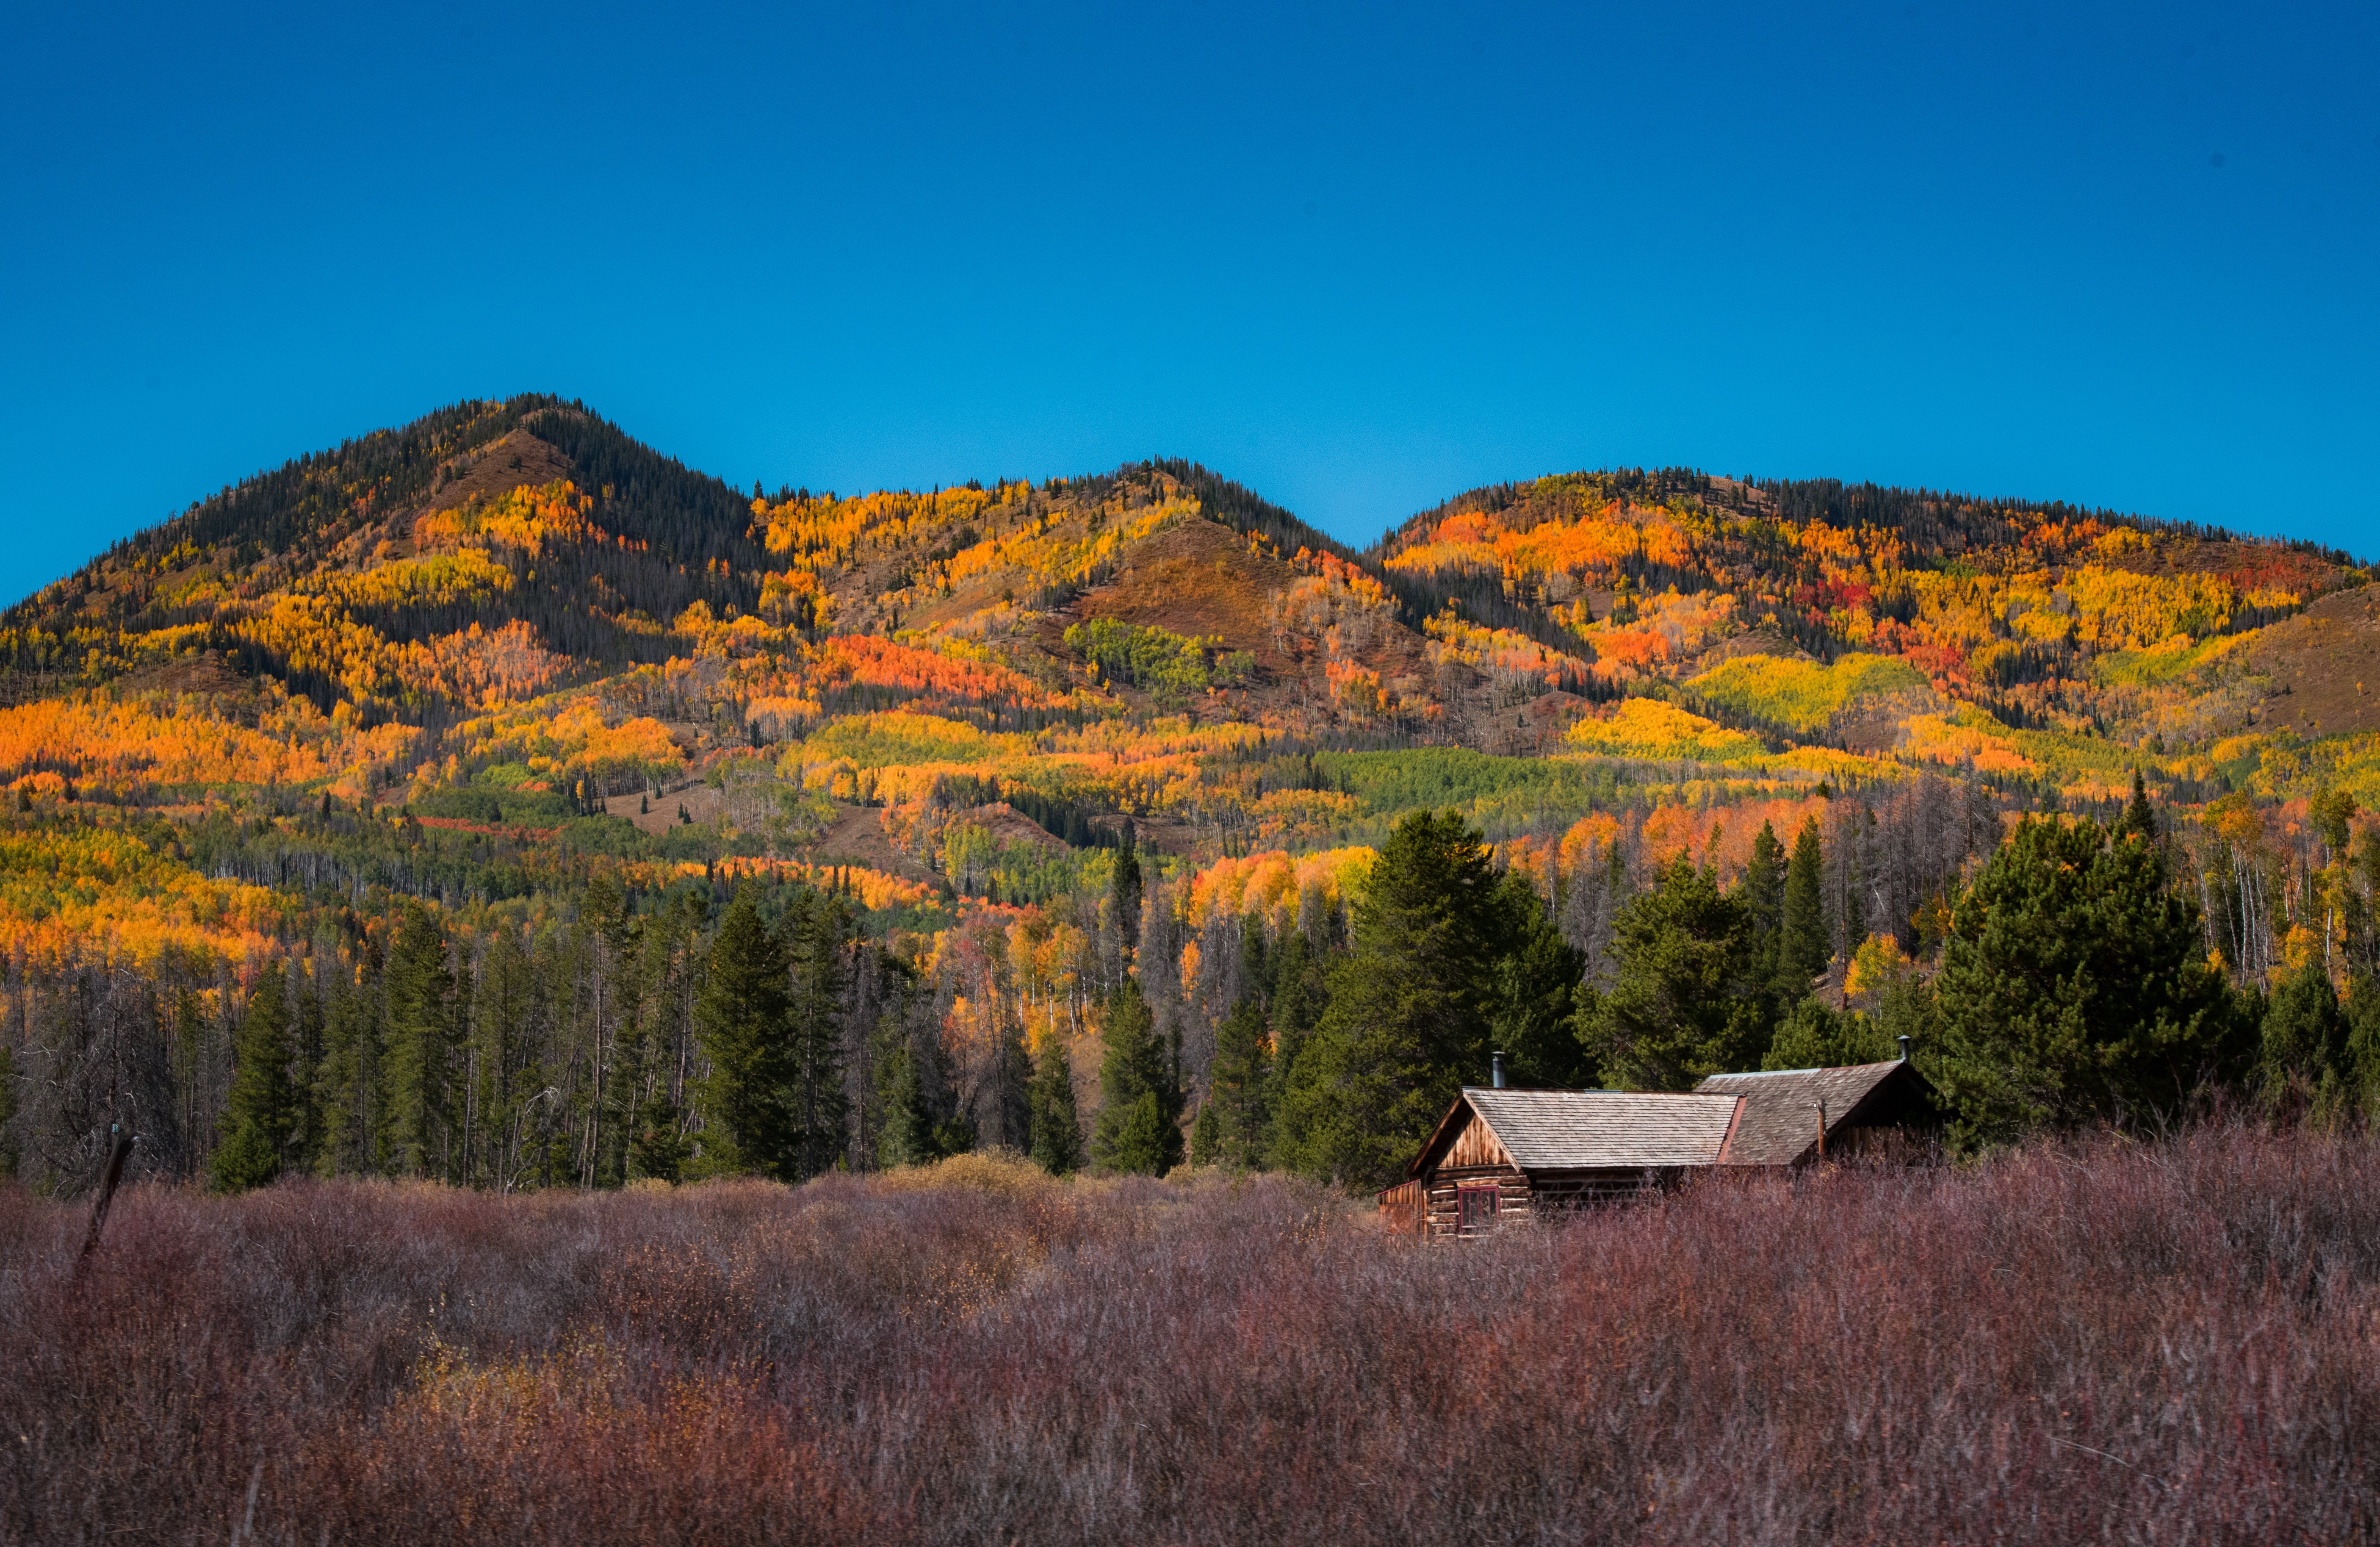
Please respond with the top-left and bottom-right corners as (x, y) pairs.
(0, 393), (2371, 927)
(2, 393), (2375, 1194)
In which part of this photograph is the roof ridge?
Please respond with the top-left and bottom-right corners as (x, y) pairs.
(1700, 1059), (1904, 1081)
(1463, 1087), (1738, 1098)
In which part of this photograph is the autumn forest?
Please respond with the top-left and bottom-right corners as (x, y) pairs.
(1, 396), (2376, 1198)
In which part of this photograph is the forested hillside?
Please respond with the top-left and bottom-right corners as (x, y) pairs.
(3, 395), (2376, 1195)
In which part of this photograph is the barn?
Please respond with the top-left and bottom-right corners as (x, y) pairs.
(1379, 1054), (1935, 1240)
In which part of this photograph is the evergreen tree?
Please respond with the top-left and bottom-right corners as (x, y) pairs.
(2262, 961), (2348, 1091)
(311, 958), (378, 1177)
(1489, 868), (1591, 1087)
(1261, 930), (1327, 1167)
(472, 925), (537, 1190)
(1108, 1091), (1171, 1175)
(2113, 769), (2159, 845)
(208, 1120), (280, 1195)
(1209, 994), (1270, 1166)
(692, 887), (794, 1178)
(1779, 816), (1829, 996)
(1189, 1100), (1220, 1167)
(1741, 819), (1786, 982)
(286, 963), (325, 1172)
(876, 1007), (971, 1168)
(219, 963), (298, 1181)
(1931, 815), (2243, 1147)
(1091, 979), (1178, 1175)
(1273, 811), (1511, 1188)
(785, 890), (851, 1179)
(876, 1041), (934, 1169)
(1583, 858), (1769, 1090)
(1761, 997), (1893, 1070)
(1027, 1033), (1083, 1174)
(2345, 975), (2380, 1112)
(1110, 823), (1143, 956)
(382, 902), (457, 1179)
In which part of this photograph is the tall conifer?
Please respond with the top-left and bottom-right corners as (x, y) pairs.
(1092, 979), (1177, 1174)
(1779, 816), (1829, 995)
(693, 888), (794, 1178)
(1028, 1033), (1083, 1175)
(383, 902), (457, 1180)
(211, 962), (296, 1192)
(786, 891), (851, 1179)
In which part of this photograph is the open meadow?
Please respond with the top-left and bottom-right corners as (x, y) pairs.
(4, 1126), (2374, 1545)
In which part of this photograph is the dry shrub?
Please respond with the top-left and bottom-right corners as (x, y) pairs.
(3, 1126), (2376, 1543)
(874, 1148), (1054, 1200)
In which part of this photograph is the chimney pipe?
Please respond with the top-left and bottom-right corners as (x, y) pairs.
(1491, 1051), (1506, 1090)
(1897, 1034), (1912, 1063)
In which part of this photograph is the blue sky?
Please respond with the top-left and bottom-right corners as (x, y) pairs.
(3, 1), (2374, 604)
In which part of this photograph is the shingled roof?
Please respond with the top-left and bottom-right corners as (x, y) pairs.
(1415, 1090), (1743, 1177)
(1694, 1059), (1929, 1166)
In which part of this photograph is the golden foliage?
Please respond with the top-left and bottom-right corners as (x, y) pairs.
(1563, 699), (1765, 764)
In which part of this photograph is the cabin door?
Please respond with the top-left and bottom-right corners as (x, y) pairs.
(1456, 1183), (1500, 1236)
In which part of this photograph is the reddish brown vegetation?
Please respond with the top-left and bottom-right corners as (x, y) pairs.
(3, 1129), (2374, 1544)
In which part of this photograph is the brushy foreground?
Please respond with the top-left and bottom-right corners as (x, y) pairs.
(3, 1132), (2376, 1545)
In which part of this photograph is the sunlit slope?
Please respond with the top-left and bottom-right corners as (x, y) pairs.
(1373, 467), (2374, 794)
(0, 396), (2374, 945)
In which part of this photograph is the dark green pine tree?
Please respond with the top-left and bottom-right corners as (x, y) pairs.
(693, 887), (795, 1178)
(1930, 815), (2245, 1148)
(1260, 929), (1327, 1168)
(311, 950), (382, 1178)
(1489, 868), (1590, 1088)
(1778, 815), (1829, 998)
(2113, 768), (2159, 845)
(1206, 920), (1275, 1165)
(211, 962), (298, 1193)
(1741, 819), (1787, 982)
(1583, 857), (1769, 1090)
(285, 961), (325, 1171)
(1091, 978), (1179, 1175)
(1761, 995), (1893, 1070)
(875, 1040), (934, 1169)
(1188, 1100), (1220, 1167)
(472, 925), (538, 1189)
(1110, 823), (1143, 956)
(382, 902), (457, 1180)
(2346, 975), (2380, 1114)
(1027, 1032), (1083, 1175)
(1274, 810), (1512, 1188)
(1209, 995), (1270, 1167)
(876, 1001), (972, 1169)
(785, 890), (852, 1180)
(2262, 960), (2348, 1093)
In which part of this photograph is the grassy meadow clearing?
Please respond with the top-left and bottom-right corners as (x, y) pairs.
(4, 1127), (2375, 1544)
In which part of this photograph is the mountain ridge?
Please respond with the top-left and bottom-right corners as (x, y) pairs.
(0, 394), (2371, 820)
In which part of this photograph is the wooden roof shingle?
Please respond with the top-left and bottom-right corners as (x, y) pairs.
(1694, 1060), (1924, 1166)
(1440, 1089), (1744, 1174)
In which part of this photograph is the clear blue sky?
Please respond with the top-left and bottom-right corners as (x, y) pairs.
(3, 1), (2374, 604)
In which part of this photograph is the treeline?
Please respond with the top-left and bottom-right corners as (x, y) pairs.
(8, 773), (2379, 1197)
(1167, 776), (2380, 1182)
(0, 869), (966, 1195)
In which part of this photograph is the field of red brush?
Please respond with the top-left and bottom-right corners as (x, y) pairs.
(3, 1131), (2376, 1545)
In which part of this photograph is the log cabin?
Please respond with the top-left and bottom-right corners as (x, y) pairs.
(1379, 1054), (1936, 1240)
